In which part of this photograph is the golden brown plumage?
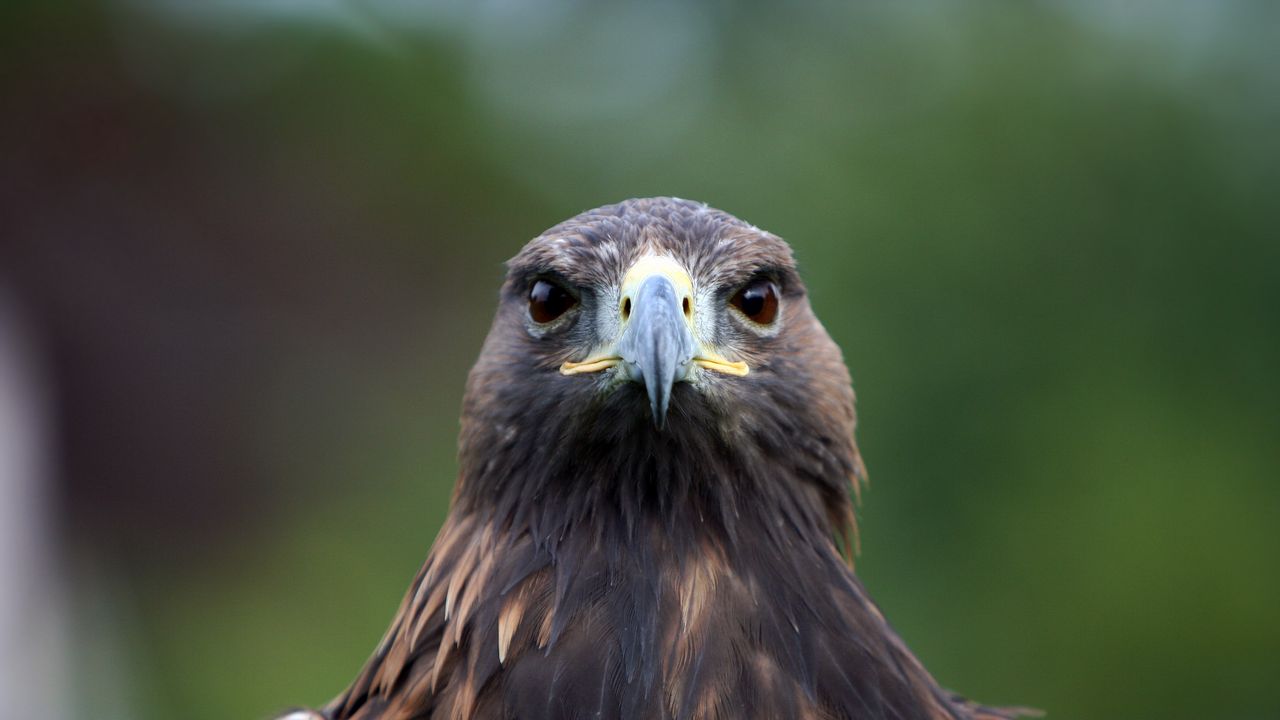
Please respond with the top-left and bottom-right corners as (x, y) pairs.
(281, 198), (1030, 720)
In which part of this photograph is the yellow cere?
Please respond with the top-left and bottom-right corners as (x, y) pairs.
(619, 254), (695, 309)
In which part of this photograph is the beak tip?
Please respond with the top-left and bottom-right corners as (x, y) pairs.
(618, 273), (694, 432)
(647, 383), (671, 430)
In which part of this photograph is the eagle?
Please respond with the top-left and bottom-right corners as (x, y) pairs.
(280, 198), (1028, 720)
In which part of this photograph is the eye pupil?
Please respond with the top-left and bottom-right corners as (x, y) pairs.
(730, 279), (780, 325)
(529, 280), (576, 323)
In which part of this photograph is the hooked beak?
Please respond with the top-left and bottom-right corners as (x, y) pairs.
(616, 273), (696, 428)
(560, 255), (748, 428)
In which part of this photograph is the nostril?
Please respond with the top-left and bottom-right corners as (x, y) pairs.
(622, 297), (631, 320)
(682, 297), (691, 317)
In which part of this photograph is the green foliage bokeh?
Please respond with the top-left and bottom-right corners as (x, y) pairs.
(5, 2), (1277, 719)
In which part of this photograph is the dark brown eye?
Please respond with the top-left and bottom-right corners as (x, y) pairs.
(730, 278), (780, 325)
(528, 279), (577, 324)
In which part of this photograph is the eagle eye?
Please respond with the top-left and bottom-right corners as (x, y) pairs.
(528, 279), (577, 324)
(730, 278), (780, 325)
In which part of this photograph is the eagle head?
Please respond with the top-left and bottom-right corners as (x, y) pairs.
(458, 197), (863, 542)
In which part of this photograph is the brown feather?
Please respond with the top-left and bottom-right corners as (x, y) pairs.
(496, 585), (528, 665)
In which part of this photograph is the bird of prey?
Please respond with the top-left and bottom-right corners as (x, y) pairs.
(281, 198), (1028, 720)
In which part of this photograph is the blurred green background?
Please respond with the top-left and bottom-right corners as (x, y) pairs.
(2, 1), (1278, 719)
